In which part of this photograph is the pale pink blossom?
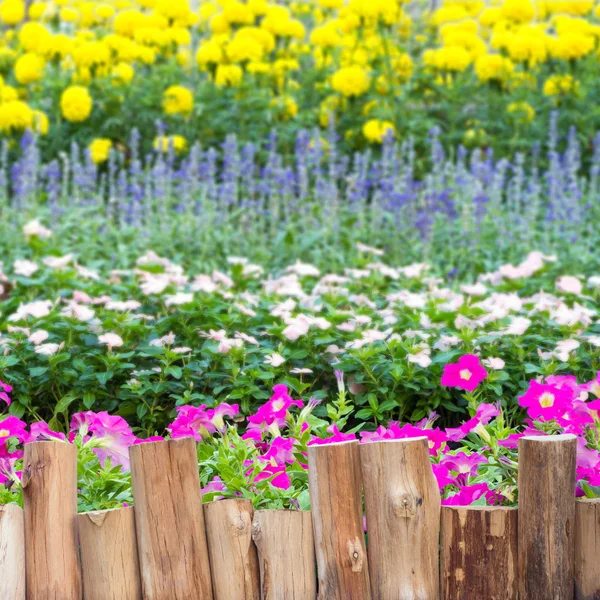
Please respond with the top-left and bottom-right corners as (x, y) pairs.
(23, 219), (52, 240)
(28, 330), (49, 345)
(9, 300), (53, 321)
(43, 254), (73, 269)
(13, 259), (38, 277)
(165, 292), (193, 306)
(556, 275), (583, 295)
(264, 353), (286, 367)
(98, 333), (124, 349)
(35, 342), (62, 356)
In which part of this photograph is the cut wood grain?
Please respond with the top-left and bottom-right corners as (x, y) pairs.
(251, 509), (316, 600)
(129, 438), (213, 600)
(23, 440), (82, 600)
(440, 506), (518, 600)
(575, 498), (600, 600)
(204, 499), (260, 600)
(308, 440), (371, 600)
(78, 506), (142, 600)
(360, 437), (440, 599)
(518, 434), (577, 600)
(0, 503), (25, 600)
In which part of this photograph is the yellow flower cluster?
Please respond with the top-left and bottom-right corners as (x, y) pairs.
(0, 0), (597, 150)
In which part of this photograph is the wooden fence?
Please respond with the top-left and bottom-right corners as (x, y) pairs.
(1, 433), (599, 599)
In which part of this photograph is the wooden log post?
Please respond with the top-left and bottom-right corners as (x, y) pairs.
(518, 434), (577, 600)
(359, 437), (440, 599)
(129, 438), (213, 600)
(440, 506), (518, 600)
(204, 499), (260, 600)
(575, 498), (600, 600)
(251, 509), (316, 600)
(23, 440), (82, 599)
(308, 440), (371, 600)
(78, 506), (142, 600)
(0, 503), (25, 599)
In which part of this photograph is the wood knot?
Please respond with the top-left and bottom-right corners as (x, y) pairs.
(392, 492), (418, 518)
(21, 465), (32, 489)
(347, 537), (364, 572)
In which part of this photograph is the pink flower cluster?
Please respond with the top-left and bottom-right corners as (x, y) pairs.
(168, 402), (240, 441)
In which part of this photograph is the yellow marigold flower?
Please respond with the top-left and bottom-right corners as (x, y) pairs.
(319, 0), (344, 7)
(14, 52), (45, 85)
(60, 85), (93, 122)
(41, 34), (75, 60)
(113, 10), (145, 37)
(19, 22), (51, 53)
(475, 53), (514, 82)
(31, 109), (48, 135)
(235, 27), (275, 52)
(112, 62), (134, 84)
(95, 4), (115, 19)
(430, 46), (471, 72)
(155, 0), (190, 21)
(0, 85), (18, 102)
(479, 7), (502, 27)
(0, 100), (33, 133)
(153, 134), (187, 153)
(222, 1), (254, 25)
(362, 119), (395, 143)
(501, 0), (536, 22)
(28, 0), (47, 20)
(269, 95), (298, 120)
(332, 65), (370, 97)
(0, 0), (25, 25)
(199, 2), (218, 22)
(137, 46), (156, 65)
(310, 24), (342, 48)
(226, 36), (263, 62)
(89, 138), (112, 163)
(60, 6), (79, 22)
(431, 5), (469, 25)
(548, 33), (594, 60)
(248, 0), (268, 15)
(543, 74), (580, 96)
(247, 60), (270, 74)
(507, 32), (547, 65)
(195, 40), (223, 67)
(507, 101), (535, 123)
(215, 64), (243, 87)
(210, 14), (230, 34)
(163, 85), (193, 116)
(73, 41), (111, 69)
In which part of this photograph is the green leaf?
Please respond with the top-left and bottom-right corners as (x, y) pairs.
(165, 366), (182, 379)
(29, 367), (48, 377)
(54, 392), (79, 415)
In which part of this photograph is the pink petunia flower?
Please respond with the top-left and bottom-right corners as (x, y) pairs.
(442, 483), (495, 506)
(518, 381), (572, 421)
(308, 424), (357, 445)
(446, 404), (500, 442)
(441, 354), (488, 392)
(29, 421), (67, 442)
(0, 416), (30, 444)
(0, 381), (12, 406)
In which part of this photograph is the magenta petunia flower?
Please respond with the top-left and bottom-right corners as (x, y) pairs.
(360, 422), (447, 456)
(518, 380), (572, 421)
(308, 424), (357, 445)
(0, 416), (30, 444)
(0, 381), (12, 406)
(442, 483), (495, 506)
(168, 405), (217, 441)
(29, 421), (67, 442)
(441, 354), (488, 391)
(446, 404), (500, 442)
